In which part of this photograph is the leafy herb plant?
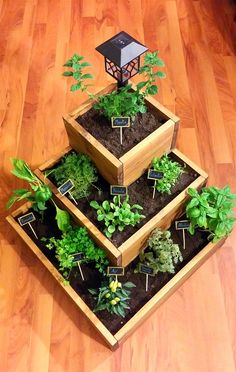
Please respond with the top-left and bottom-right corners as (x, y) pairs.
(94, 51), (166, 120)
(151, 154), (184, 194)
(6, 159), (70, 232)
(186, 186), (236, 242)
(63, 51), (166, 121)
(63, 54), (93, 93)
(47, 152), (99, 200)
(90, 196), (145, 238)
(42, 226), (108, 278)
(135, 228), (183, 274)
(89, 279), (135, 317)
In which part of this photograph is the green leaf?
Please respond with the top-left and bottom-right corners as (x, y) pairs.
(90, 200), (100, 209)
(63, 71), (73, 77)
(63, 61), (73, 67)
(70, 83), (81, 92)
(6, 196), (17, 209)
(155, 71), (166, 78)
(188, 188), (198, 198)
(55, 207), (71, 232)
(108, 225), (115, 234)
(136, 81), (148, 90)
(123, 282), (136, 288)
(81, 73), (93, 80)
(147, 85), (158, 95)
(80, 62), (92, 67)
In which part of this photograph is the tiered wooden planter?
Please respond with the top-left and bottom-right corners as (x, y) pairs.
(6, 81), (226, 350)
(63, 83), (180, 185)
(7, 202), (226, 350)
(35, 146), (208, 267)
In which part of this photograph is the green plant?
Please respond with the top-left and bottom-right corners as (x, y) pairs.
(186, 186), (236, 242)
(151, 154), (184, 194)
(6, 159), (70, 232)
(135, 228), (183, 274)
(42, 226), (109, 278)
(94, 51), (166, 120)
(90, 196), (145, 238)
(63, 51), (166, 121)
(47, 152), (99, 200)
(63, 53), (93, 93)
(89, 278), (135, 317)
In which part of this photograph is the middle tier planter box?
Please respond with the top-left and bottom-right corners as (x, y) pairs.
(35, 146), (208, 267)
(63, 82), (180, 186)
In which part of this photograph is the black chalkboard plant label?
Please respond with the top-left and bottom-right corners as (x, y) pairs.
(107, 266), (124, 276)
(111, 117), (130, 145)
(139, 263), (154, 291)
(175, 220), (190, 250)
(18, 212), (38, 240)
(58, 179), (78, 205)
(147, 168), (164, 199)
(71, 252), (85, 280)
(110, 185), (128, 206)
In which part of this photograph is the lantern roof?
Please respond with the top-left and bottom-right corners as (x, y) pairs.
(96, 31), (148, 68)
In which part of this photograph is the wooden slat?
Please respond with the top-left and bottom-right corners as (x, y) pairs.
(6, 206), (118, 350)
(120, 119), (175, 185)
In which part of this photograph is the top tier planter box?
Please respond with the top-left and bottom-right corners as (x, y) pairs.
(63, 82), (180, 186)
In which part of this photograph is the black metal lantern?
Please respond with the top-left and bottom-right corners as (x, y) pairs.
(96, 31), (148, 88)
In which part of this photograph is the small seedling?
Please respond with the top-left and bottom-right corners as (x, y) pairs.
(151, 154), (184, 195)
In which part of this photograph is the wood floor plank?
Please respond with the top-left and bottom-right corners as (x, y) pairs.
(1, 0), (236, 371)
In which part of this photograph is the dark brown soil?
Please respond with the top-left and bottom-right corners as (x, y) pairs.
(76, 106), (166, 158)
(16, 204), (210, 335)
(48, 151), (199, 247)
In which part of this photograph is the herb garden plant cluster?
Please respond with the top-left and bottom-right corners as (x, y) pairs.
(6, 32), (236, 349)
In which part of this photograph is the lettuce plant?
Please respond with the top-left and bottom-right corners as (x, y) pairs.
(90, 196), (145, 238)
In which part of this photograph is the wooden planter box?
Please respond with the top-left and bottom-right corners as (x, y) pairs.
(7, 202), (226, 350)
(35, 147), (208, 267)
(63, 83), (180, 186)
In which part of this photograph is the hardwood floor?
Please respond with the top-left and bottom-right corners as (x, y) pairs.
(1, 0), (236, 371)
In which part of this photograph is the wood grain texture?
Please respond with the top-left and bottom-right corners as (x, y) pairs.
(1, 0), (236, 371)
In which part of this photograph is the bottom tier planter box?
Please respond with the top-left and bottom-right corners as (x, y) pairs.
(7, 202), (226, 350)
(35, 146), (208, 267)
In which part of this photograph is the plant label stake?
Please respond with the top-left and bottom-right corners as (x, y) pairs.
(110, 185), (128, 206)
(175, 220), (190, 250)
(58, 179), (78, 205)
(111, 117), (130, 145)
(71, 252), (85, 281)
(107, 266), (124, 282)
(139, 263), (154, 291)
(147, 169), (164, 199)
(18, 212), (38, 239)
